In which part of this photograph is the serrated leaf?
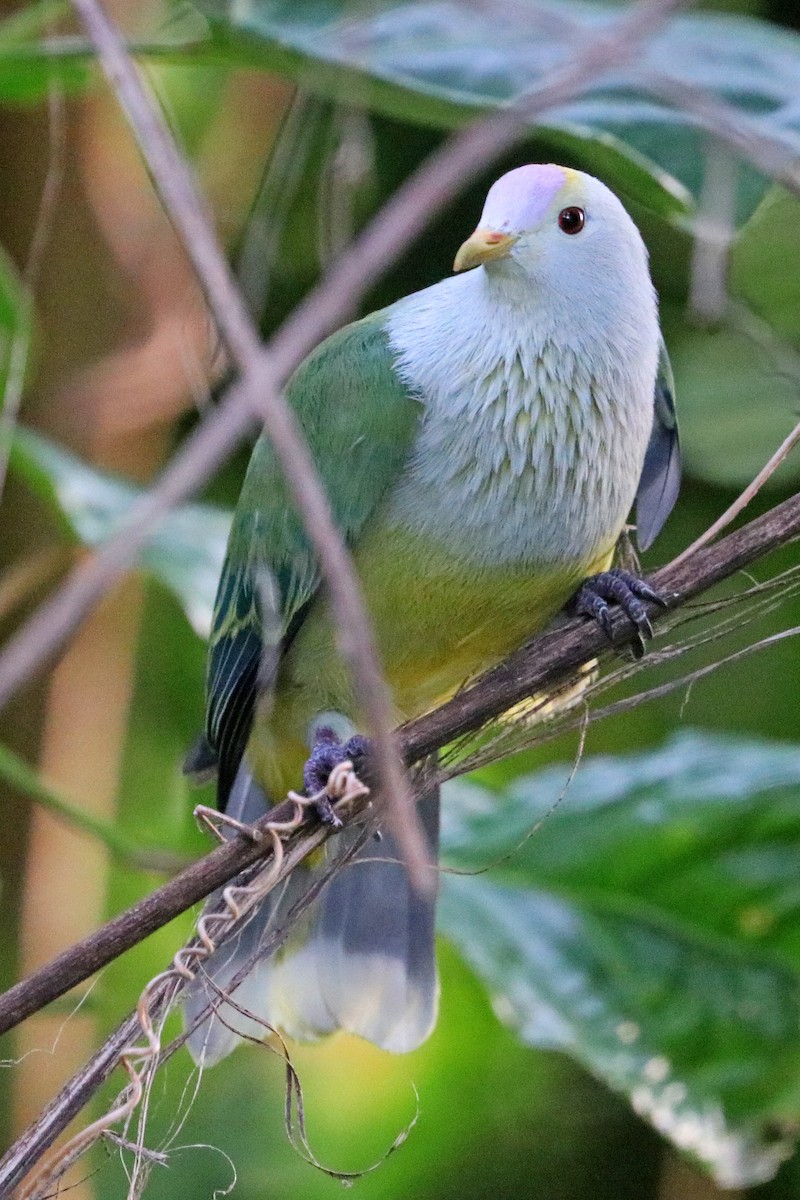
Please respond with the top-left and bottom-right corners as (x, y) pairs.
(10, 427), (231, 638)
(439, 731), (800, 1186)
(195, 0), (800, 219)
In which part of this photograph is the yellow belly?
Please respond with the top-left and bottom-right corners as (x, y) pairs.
(248, 523), (614, 796)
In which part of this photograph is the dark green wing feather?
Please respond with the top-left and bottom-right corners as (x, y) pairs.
(635, 337), (681, 551)
(206, 311), (420, 803)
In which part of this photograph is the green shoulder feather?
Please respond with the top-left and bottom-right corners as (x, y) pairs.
(206, 310), (420, 801)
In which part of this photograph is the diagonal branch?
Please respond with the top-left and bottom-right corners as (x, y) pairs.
(1, 489), (800, 1196)
(0, 813), (375, 1200)
(0, 490), (797, 1046)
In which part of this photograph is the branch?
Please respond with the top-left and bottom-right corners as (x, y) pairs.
(0, 490), (797, 1045)
(0, 812), (376, 1200)
(641, 70), (800, 200)
(402, 491), (800, 760)
(2, 490), (800, 1196)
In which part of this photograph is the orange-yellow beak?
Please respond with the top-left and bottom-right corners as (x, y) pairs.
(453, 228), (517, 272)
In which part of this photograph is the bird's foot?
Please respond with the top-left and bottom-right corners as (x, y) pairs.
(303, 728), (372, 827)
(572, 568), (669, 658)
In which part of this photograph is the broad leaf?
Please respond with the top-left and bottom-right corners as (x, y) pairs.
(660, 307), (800, 489)
(439, 731), (800, 1186)
(196, 0), (800, 220)
(732, 186), (800, 349)
(10, 428), (231, 638)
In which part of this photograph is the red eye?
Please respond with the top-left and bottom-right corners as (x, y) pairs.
(558, 207), (585, 235)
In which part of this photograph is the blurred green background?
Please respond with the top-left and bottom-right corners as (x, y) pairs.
(2, 0), (800, 1197)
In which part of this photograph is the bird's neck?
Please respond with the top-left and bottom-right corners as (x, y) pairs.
(387, 268), (541, 398)
(383, 266), (656, 569)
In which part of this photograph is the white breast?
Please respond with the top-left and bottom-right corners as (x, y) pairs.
(384, 268), (657, 568)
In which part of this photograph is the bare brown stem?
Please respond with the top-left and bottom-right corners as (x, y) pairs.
(0, 490), (797, 1047)
(0, 813), (374, 1199)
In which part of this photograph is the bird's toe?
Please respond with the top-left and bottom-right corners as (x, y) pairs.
(572, 567), (667, 653)
(303, 728), (372, 826)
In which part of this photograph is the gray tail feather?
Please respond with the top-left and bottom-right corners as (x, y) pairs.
(184, 767), (440, 1065)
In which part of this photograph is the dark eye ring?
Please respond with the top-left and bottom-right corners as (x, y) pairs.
(558, 206), (585, 235)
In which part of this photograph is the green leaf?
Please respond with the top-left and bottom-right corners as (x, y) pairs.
(195, 0), (800, 218)
(731, 186), (800, 348)
(0, 241), (31, 401)
(0, 50), (89, 103)
(0, 740), (187, 869)
(236, 95), (374, 328)
(0, 264), (24, 337)
(439, 731), (800, 1186)
(653, 188), (800, 491)
(0, 1), (90, 103)
(10, 427), (231, 639)
(659, 308), (800, 489)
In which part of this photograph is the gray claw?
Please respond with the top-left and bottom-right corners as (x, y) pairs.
(573, 568), (664, 650)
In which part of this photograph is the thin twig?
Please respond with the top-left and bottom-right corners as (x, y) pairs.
(671, 416), (800, 569)
(1, 792), (376, 1200)
(641, 70), (800, 200)
(71, 5), (257, 370)
(16, 778), (322, 1200)
(399, 489), (800, 760)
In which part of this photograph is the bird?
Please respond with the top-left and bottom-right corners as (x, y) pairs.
(183, 162), (680, 1065)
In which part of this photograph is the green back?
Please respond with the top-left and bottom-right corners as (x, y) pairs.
(206, 310), (420, 800)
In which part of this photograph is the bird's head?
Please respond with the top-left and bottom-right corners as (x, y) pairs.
(453, 164), (651, 318)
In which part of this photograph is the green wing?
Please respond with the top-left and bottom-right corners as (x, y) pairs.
(206, 310), (420, 802)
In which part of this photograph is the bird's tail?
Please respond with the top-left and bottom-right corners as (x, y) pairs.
(184, 767), (440, 1065)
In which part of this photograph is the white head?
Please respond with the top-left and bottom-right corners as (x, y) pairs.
(453, 164), (657, 352)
